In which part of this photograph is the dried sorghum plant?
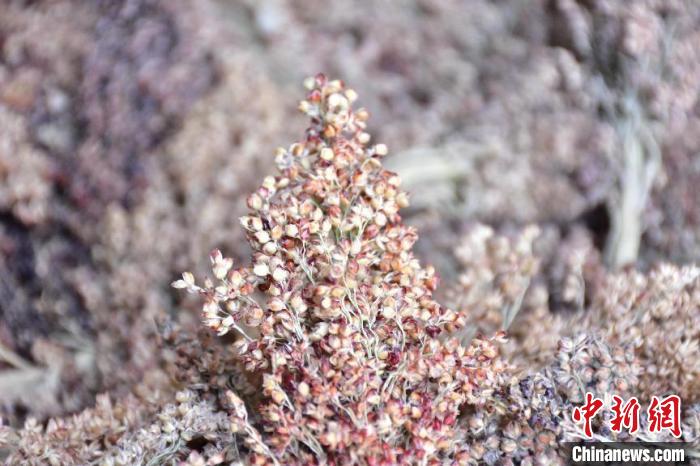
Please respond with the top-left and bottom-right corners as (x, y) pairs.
(0, 320), (247, 465)
(449, 224), (541, 332)
(551, 334), (700, 447)
(581, 264), (700, 403)
(458, 333), (699, 465)
(452, 334), (632, 465)
(174, 74), (509, 464)
(443, 224), (564, 366)
(1, 393), (160, 465)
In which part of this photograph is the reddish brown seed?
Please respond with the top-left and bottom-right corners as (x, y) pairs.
(388, 350), (401, 366)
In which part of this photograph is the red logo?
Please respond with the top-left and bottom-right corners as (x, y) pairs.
(610, 395), (640, 434)
(572, 392), (604, 438)
(573, 393), (682, 438)
(647, 395), (682, 438)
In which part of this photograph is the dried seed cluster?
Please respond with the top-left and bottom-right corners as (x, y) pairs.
(581, 265), (700, 403)
(450, 224), (541, 325)
(444, 224), (544, 356)
(0, 322), (251, 466)
(175, 74), (509, 464)
(457, 333), (698, 465)
(4, 74), (700, 465)
(1, 394), (157, 465)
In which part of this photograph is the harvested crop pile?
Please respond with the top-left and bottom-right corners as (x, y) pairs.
(3, 74), (699, 465)
(1, 0), (699, 464)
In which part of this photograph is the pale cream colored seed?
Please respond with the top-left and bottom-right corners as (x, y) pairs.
(290, 295), (305, 311)
(268, 298), (285, 312)
(285, 224), (299, 237)
(381, 307), (396, 319)
(396, 192), (410, 208)
(327, 80), (343, 92)
(251, 217), (263, 231)
(298, 100), (311, 114)
(263, 242), (278, 255)
(303, 76), (316, 90)
(214, 259), (232, 280)
(272, 268), (289, 283)
(271, 225), (284, 240)
(255, 231), (270, 243)
(262, 176), (276, 190)
(345, 88), (358, 103)
(253, 263), (270, 277)
(327, 93), (348, 110)
(271, 390), (285, 405)
(222, 315), (234, 328)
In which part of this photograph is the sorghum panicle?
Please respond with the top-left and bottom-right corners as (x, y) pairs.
(175, 74), (508, 465)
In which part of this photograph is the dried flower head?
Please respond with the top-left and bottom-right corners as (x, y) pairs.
(176, 74), (509, 464)
(444, 224), (556, 364)
(581, 264), (700, 403)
